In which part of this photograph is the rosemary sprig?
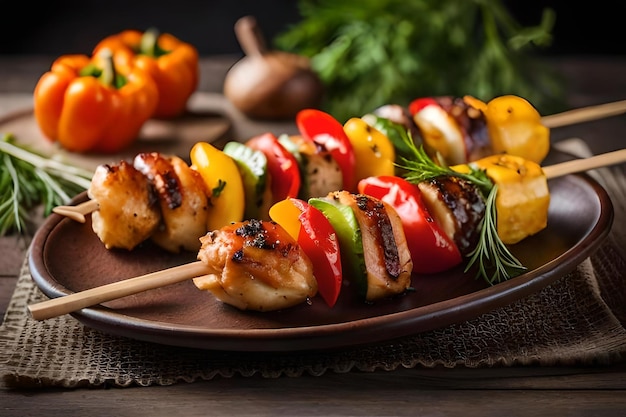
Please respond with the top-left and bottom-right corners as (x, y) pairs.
(0, 133), (93, 236)
(464, 185), (526, 284)
(395, 127), (526, 284)
(400, 143), (494, 196)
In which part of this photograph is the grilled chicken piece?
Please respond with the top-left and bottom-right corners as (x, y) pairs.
(417, 176), (486, 255)
(88, 161), (161, 251)
(134, 152), (210, 253)
(281, 135), (343, 200)
(193, 219), (317, 311)
(331, 191), (413, 301)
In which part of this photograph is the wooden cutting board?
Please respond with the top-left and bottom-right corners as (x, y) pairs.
(0, 105), (232, 172)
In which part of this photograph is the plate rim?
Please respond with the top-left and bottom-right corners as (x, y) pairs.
(28, 172), (614, 352)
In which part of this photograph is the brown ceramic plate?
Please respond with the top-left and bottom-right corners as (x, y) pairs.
(29, 171), (613, 352)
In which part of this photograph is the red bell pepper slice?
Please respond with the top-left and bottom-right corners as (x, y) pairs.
(296, 109), (356, 191)
(246, 132), (301, 202)
(269, 198), (343, 307)
(358, 175), (462, 274)
(408, 97), (439, 116)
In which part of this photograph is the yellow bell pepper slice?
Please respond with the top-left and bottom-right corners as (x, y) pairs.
(268, 198), (302, 241)
(343, 117), (396, 183)
(464, 95), (550, 164)
(190, 142), (245, 231)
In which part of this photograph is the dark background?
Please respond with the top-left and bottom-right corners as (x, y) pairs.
(0, 1), (301, 56)
(0, 1), (623, 56)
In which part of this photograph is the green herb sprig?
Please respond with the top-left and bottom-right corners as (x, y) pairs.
(0, 134), (92, 236)
(464, 185), (526, 284)
(396, 128), (526, 285)
(400, 143), (493, 197)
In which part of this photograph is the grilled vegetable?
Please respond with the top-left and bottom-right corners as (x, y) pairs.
(333, 191), (413, 301)
(270, 198), (343, 307)
(463, 95), (550, 164)
(362, 107), (423, 167)
(417, 175), (486, 256)
(409, 96), (491, 165)
(309, 196), (367, 297)
(343, 117), (396, 183)
(398, 138), (526, 284)
(407, 95), (550, 166)
(189, 142), (245, 230)
(452, 154), (550, 244)
(246, 132), (301, 204)
(312, 191), (413, 302)
(357, 175), (462, 274)
(223, 141), (272, 220)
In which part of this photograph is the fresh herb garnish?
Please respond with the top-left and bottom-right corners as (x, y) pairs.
(0, 133), (92, 236)
(275, 0), (565, 122)
(464, 185), (526, 284)
(399, 143), (494, 197)
(396, 130), (526, 285)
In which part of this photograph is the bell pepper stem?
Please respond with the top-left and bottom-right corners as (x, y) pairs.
(141, 27), (169, 57)
(97, 48), (117, 88)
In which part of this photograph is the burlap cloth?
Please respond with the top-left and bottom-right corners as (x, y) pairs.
(1, 139), (626, 389)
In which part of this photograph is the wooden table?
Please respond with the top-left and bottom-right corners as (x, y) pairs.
(2, 55), (626, 416)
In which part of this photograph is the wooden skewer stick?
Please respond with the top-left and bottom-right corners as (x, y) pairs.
(52, 199), (99, 223)
(28, 261), (210, 321)
(543, 148), (626, 179)
(541, 99), (626, 128)
(30, 149), (626, 322)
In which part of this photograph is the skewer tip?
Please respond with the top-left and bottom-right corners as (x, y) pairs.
(52, 206), (87, 223)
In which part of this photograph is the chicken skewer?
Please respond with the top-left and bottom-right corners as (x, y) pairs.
(53, 151), (211, 253)
(52, 94), (626, 251)
(29, 218), (319, 320)
(53, 147), (626, 223)
(53, 96), (626, 222)
(30, 150), (626, 321)
(401, 96), (626, 167)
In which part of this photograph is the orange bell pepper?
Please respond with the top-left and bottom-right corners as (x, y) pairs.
(93, 28), (199, 119)
(33, 50), (159, 153)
